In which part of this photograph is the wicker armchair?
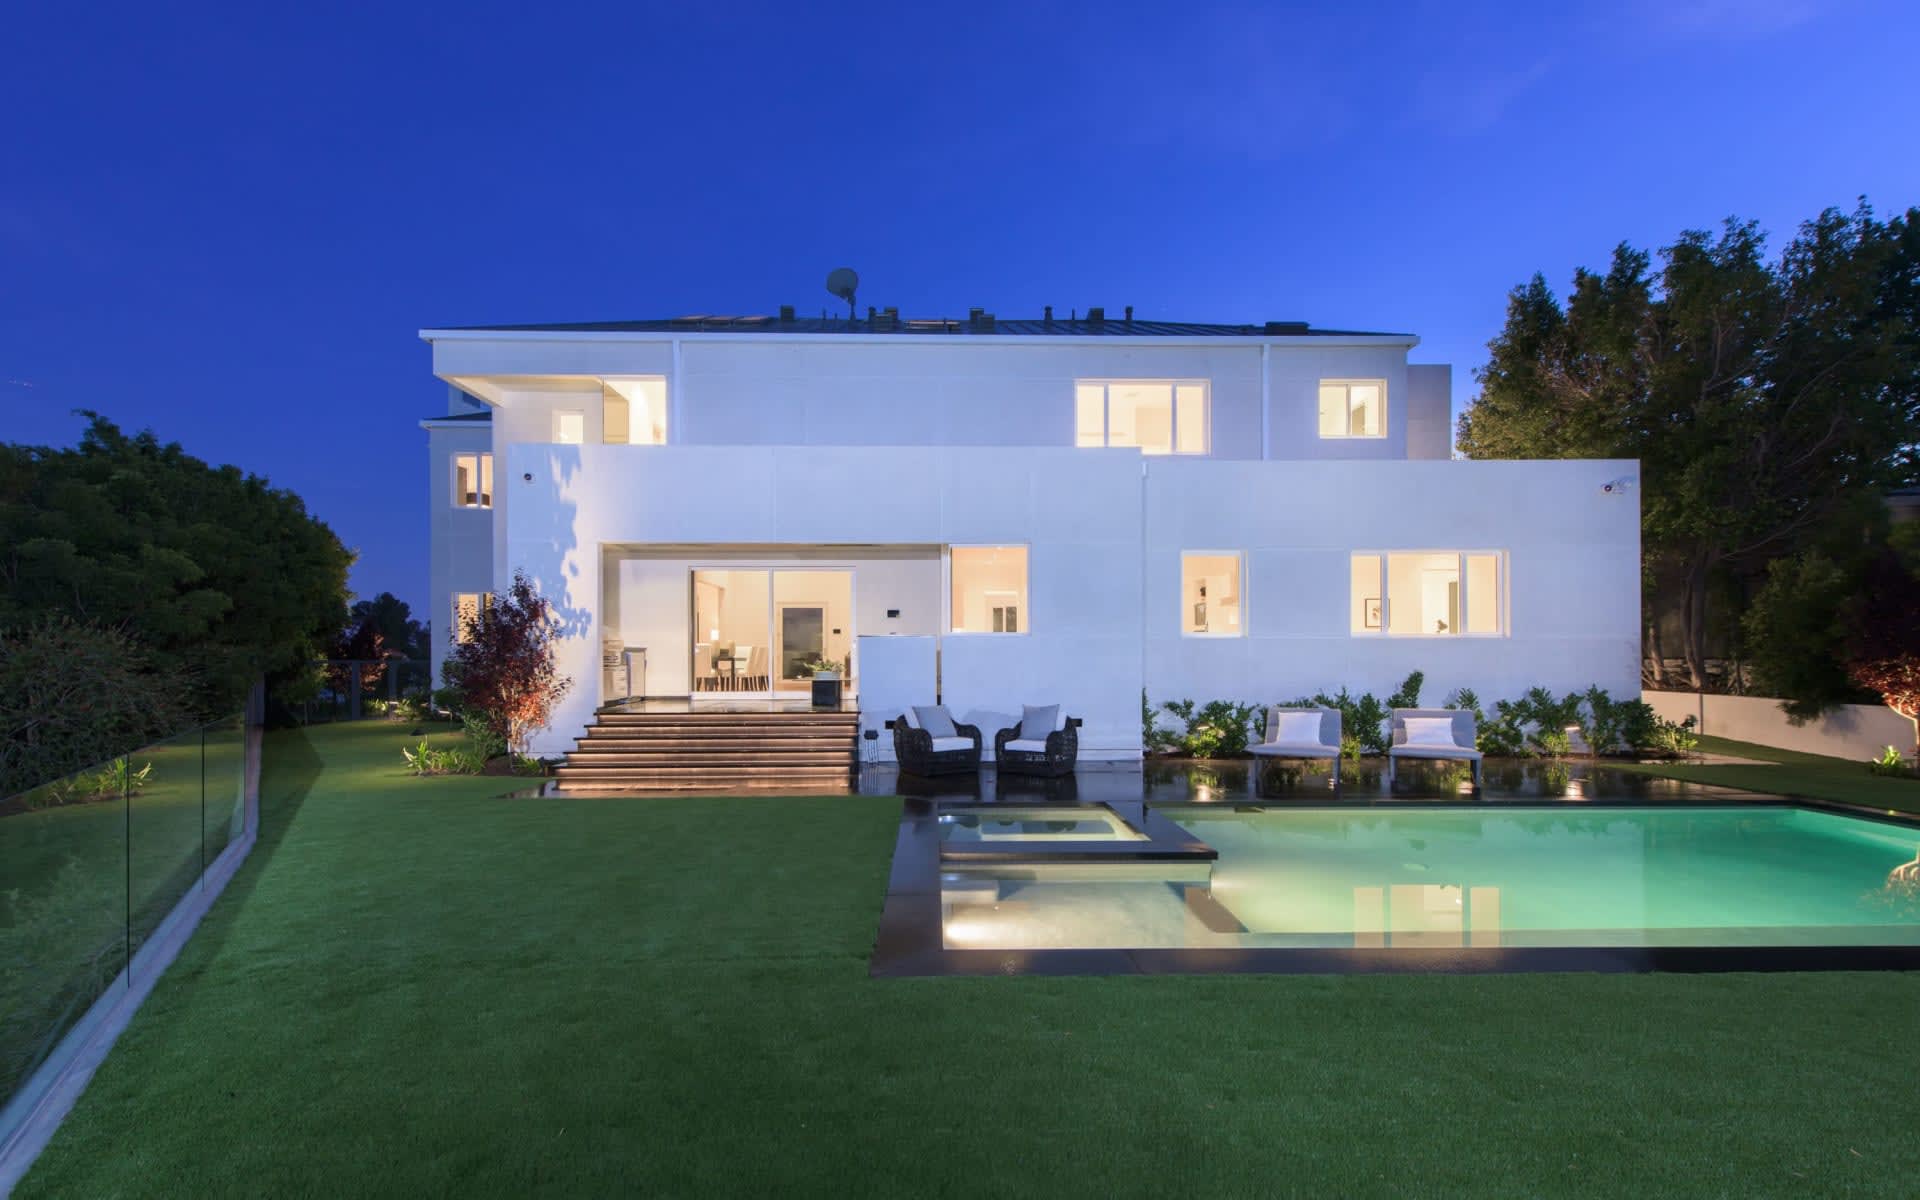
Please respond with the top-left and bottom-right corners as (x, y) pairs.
(993, 715), (1082, 778)
(887, 713), (983, 777)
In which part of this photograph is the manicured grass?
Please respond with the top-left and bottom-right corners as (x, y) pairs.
(19, 722), (1920, 1197)
(1617, 734), (1920, 814)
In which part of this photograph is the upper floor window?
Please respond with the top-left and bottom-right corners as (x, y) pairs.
(452, 453), (492, 509)
(1182, 552), (1244, 636)
(602, 378), (668, 445)
(1319, 379), (1386, 439)
(1350, 551), (1505, 636)
(1075, 380), (1208, 454)
(553, 410), (585, 444)
(951, 545), (1028, 633)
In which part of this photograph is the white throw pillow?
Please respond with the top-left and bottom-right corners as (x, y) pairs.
(1020, 704), (1060, 740)
(1403, 716), (1456, 747)
(901, 709), (921, 730)
(1274, 712), (1323, 744)
(914, 705), (957, 737)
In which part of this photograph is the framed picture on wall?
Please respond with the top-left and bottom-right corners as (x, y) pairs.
(1363, 598), (1383, 630)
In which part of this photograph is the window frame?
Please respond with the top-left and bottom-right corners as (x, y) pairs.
(451, 452), (493, 510)
(1075, 379), (1211, 455)
(1318, 378), (1389, 440)
(946, 543), (1031, 637)
(1179, 550), (1247, 638)
(1349, 550), (1507, 638)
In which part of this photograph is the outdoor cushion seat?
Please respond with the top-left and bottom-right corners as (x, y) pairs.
(1251, 706), (1344, 791)
(1387, 707), (1483, 789)
(993, 707), (1081, 778)
(888, 709), (982, 777)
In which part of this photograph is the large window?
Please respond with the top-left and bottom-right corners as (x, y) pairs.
(1350, 552), (1504, 636)
(1319, 379), (1386, 439)
(1075, 381), (1208, 454)
(950, 546), (1028, 633)
(1182, 552), (1244, 636)
(602, 378), (668, 445)
(452, 453), (492, 509)
(452, 592), (494, 644)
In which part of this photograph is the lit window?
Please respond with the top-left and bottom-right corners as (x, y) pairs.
(553, 410), (585, 444)
(1075, 381), (1209, 454)
(951, 546), (1028, 633)
(602, 378), (668, 445)
(452, 453), (492, 509)
(1319, 380), (1386, 438)
(452, 592), (495, 643)
(1182, 553), (1243, 635)
(1350, 552), (1505, 636)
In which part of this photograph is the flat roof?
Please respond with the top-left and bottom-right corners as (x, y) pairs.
(431, 314), (1410, 339)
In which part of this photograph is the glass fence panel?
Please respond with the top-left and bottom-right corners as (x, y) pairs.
(200, 716), (248, 864)
(0, 760), (131, 1103)
(126, 729), (207, 960)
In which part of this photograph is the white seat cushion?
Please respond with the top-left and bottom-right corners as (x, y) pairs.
(1252, 743), (1339, 759)
(1391, 743), (1483, 761)
(1003, 738), (1049, 753)
(1273, 712), (1323, 745)
(1402, 716), (1457, 747)
(929, 736), (974, 753)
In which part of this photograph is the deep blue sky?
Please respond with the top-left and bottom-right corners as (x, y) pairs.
(5, 0), (1917, 615)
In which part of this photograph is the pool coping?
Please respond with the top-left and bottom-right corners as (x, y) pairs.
(868, 790), (1920, 978)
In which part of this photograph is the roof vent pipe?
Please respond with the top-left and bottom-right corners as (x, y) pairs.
(1087, 306), (1105, 325)
(779, 304), (795, 322)
(1044, 305), (1053, 323)
(1125, 305), (1133, 323)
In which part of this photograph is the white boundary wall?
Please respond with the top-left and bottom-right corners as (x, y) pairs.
(1645, 691), (1918, 760)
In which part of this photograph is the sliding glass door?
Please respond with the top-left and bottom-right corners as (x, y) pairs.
(689, 568), (854, 697)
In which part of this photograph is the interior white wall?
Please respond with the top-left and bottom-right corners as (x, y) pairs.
(1141, 457), (1642, 709)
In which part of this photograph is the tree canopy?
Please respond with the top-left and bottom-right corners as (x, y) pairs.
(1458, 202), (1920, 694)
(0, 414), (353, 717)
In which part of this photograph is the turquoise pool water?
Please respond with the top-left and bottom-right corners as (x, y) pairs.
(938, 806), (1920, 950)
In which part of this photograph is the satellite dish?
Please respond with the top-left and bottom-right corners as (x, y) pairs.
(825, 267), (859, 318)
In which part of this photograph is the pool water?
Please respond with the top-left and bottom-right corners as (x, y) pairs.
(938, 807), (1144, 843)
(939, 806), (1920, 950)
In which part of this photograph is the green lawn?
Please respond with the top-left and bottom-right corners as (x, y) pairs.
(1617, 734), (1920, 814)
(18, 722), (1920, 1197)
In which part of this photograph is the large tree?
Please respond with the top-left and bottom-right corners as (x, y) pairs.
(1458, 203), (1920, 690)
(347, 591), (427, 661)
(0, 414), (353, 716)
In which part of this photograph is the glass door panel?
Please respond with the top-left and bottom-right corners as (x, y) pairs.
(691, 569), (770, 693)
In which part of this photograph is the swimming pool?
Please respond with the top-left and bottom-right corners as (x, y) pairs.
(932, 805), (1920, 956)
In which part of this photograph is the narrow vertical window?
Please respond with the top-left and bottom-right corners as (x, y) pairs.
(553, 410), (585, 444)
(452, 453), (492, 508)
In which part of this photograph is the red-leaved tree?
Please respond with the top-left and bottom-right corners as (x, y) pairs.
(442, 571), (572, 756)
(1845, 549), (1920, 752)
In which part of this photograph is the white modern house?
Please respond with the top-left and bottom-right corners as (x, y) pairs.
(422, 306), (1640, 764)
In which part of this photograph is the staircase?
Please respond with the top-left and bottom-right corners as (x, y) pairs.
(553, 708), (861, 792)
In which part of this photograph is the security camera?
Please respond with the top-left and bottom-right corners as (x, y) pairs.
(1601, 475), (1638, 494)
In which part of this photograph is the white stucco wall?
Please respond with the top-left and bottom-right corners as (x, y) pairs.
(503, 444), (1147, 760)
(1141, 457), (1642, 708)
(1645, 692), (1918, 760)
(425, 422), (494, 685)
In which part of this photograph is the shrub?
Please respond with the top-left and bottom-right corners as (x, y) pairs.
(1156, 698), (1260, 758)
(1868, 745), (1917, 779)
(1385, 670), (1425, 710)
(1142, 690), (1181, 754)
(441, 571), (573, 756)
(0, 618), (190, 798)
(401, 739), (485, 776)
(31, 758), (154, 809)
(1646, 714), (1700, 755)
